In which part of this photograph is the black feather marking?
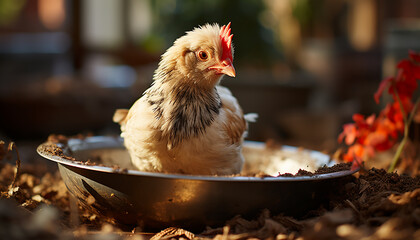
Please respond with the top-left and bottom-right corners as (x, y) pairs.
(166, 85), (221, 147)
(146, 88), (165, 120)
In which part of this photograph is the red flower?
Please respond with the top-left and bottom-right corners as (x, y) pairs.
(339, 112), (397, 160)
(339, 50), (420, 165)
(375, 51), (420, 105)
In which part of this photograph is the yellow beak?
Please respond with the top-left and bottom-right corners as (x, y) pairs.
(209, 59), (236, 77)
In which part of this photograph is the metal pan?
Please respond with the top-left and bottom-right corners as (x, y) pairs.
(37, 136), (357, 231)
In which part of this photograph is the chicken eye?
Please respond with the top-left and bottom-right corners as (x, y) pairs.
(197, 51), (209, 61)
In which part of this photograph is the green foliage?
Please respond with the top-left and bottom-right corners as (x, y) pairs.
(149, 0), (282, 65)
(0, 0), (25, 27)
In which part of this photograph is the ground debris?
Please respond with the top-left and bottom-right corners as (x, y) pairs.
(1, 145), (419, 240)
(200, 168), (419, 240)
(151, 227), (195, 240)
(0, 141), (21, 195)
(39, 141), (76, 161)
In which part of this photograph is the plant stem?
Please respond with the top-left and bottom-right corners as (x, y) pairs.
(392, 85), (408, 122)
(388, 96), (420, 172)
(388, 128), (408, 172)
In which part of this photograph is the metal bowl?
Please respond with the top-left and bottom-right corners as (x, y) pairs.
(37, 136), (357, 231)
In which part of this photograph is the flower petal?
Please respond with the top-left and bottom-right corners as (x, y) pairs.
(409, 50), (420, 62)
(374, 77), (394, 104)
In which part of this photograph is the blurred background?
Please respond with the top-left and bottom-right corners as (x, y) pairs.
(0, 0), (419, 156)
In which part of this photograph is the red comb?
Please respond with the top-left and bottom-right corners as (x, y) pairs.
(220, 22), (233, 62)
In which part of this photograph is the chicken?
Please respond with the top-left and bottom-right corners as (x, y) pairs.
(113, 23), (255, 175)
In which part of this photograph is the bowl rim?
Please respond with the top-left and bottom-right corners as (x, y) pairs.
(37, 136), (359, 182)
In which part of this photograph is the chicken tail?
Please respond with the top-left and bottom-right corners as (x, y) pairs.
(244, 113), (258, 123)
(113, 109), (129, 124)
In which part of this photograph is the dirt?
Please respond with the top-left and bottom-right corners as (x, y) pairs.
(39, 135), (102, 166)
(39, 142), (76, 161)
(1, 140), (419, 239)
(314, 162), (352, 175)
(274, 163), (352, 177)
